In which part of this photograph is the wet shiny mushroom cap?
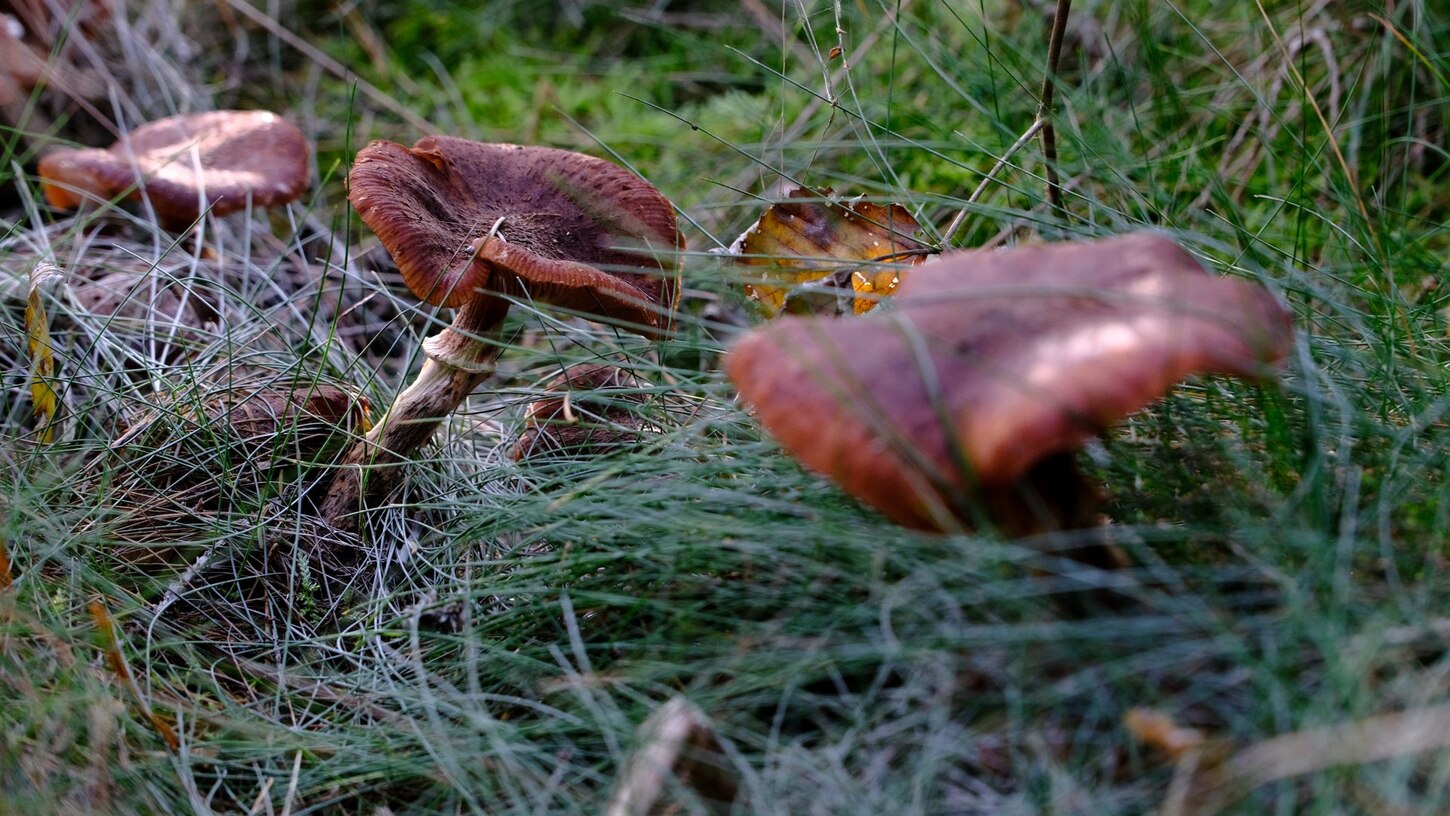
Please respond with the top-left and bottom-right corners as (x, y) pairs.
(347, 136), (681, 334)
(726, 232), (1296, 532)
(38, 110), (310, 230)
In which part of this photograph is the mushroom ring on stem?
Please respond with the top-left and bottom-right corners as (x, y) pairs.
(726, 233), (1295, 537)
(321, 136), (681, 529)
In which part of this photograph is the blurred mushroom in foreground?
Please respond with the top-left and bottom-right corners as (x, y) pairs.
(319, 136), (681, 529)
(726, 233), (1295, 537)
(508, 363), (651, 462)
(38, 109), (310, 230)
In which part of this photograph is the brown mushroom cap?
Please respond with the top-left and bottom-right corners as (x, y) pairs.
(508, 363), (648, 461)
(347, 136), (681, 332)
(69, 271), (212, 361)
(725, 233), (1295, 532)
(38, 110), (310, 230)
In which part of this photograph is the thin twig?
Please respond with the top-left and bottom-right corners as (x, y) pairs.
(1038, 0), (1073, 213)
(940, 118), (1044, 247)
(149, 542), (223, 623)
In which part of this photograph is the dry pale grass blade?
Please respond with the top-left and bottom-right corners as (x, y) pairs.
(1169, 703), (1450, 816)
(606, 696), (738, 816)
(24, 262), (66, 444)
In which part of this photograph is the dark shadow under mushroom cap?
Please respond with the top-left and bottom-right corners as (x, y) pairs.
(38, 110), (310, 230)
(726, 233), (1296, 532)
(348, 136), (681, 331)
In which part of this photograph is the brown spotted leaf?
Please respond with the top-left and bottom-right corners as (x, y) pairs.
(732, 186), (929, 317)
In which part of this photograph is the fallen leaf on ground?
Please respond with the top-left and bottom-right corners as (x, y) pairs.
(731, 186), (929, 316)
(24, 262), (65, 443)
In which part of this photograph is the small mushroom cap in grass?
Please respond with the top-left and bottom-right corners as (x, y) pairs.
(725, 233), (1295, 533)
(509, 363), (649, 461)
(347, 136), (681, 333)
(38, 110), (310, 230)
(68, 271), (213, 362)
(112, 383), (372, 471)
(99, 382), (372, 554)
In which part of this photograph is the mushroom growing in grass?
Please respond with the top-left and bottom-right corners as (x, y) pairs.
(320, 136), (681, 529)
(38, 110), (310, 231)
(509, 363), (651, 462)
(726, 233), (1294, 538)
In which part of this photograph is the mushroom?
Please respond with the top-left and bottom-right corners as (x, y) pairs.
(69, 271), (213, 363)
(725, 233), (1294, 537)
(38, 110), (310, 230)
(99, 381), (372, 553)
(508, 363), (651, 462)
(319, 136), (681, 528)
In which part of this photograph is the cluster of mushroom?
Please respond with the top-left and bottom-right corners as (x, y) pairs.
(316, 136), (682, 527)
(33, 109), (1297, 550)
(29, 110), (683, 532)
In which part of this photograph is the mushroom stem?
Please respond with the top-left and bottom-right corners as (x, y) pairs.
(320, 295), (511, 530)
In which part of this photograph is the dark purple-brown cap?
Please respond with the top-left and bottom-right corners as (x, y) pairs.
(347, 136), (681, 334)
(38, 110), (310, 230)
(726, 233), (1295, 533)
(508, 363), (648, 461)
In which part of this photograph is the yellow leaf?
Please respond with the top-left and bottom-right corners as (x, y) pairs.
(850, 267), (903, 315)
(732, 187), (930, 317)
(24, 271), (60, 444)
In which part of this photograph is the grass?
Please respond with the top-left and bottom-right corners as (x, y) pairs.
(1, 0), (1449, 813)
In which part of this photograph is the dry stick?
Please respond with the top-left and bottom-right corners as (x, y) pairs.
(939, 118), (1045, 247)
(1038, 0), (1073, 213)
(1176, 702), (1450, 816)
(218, 0), (437, 134)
